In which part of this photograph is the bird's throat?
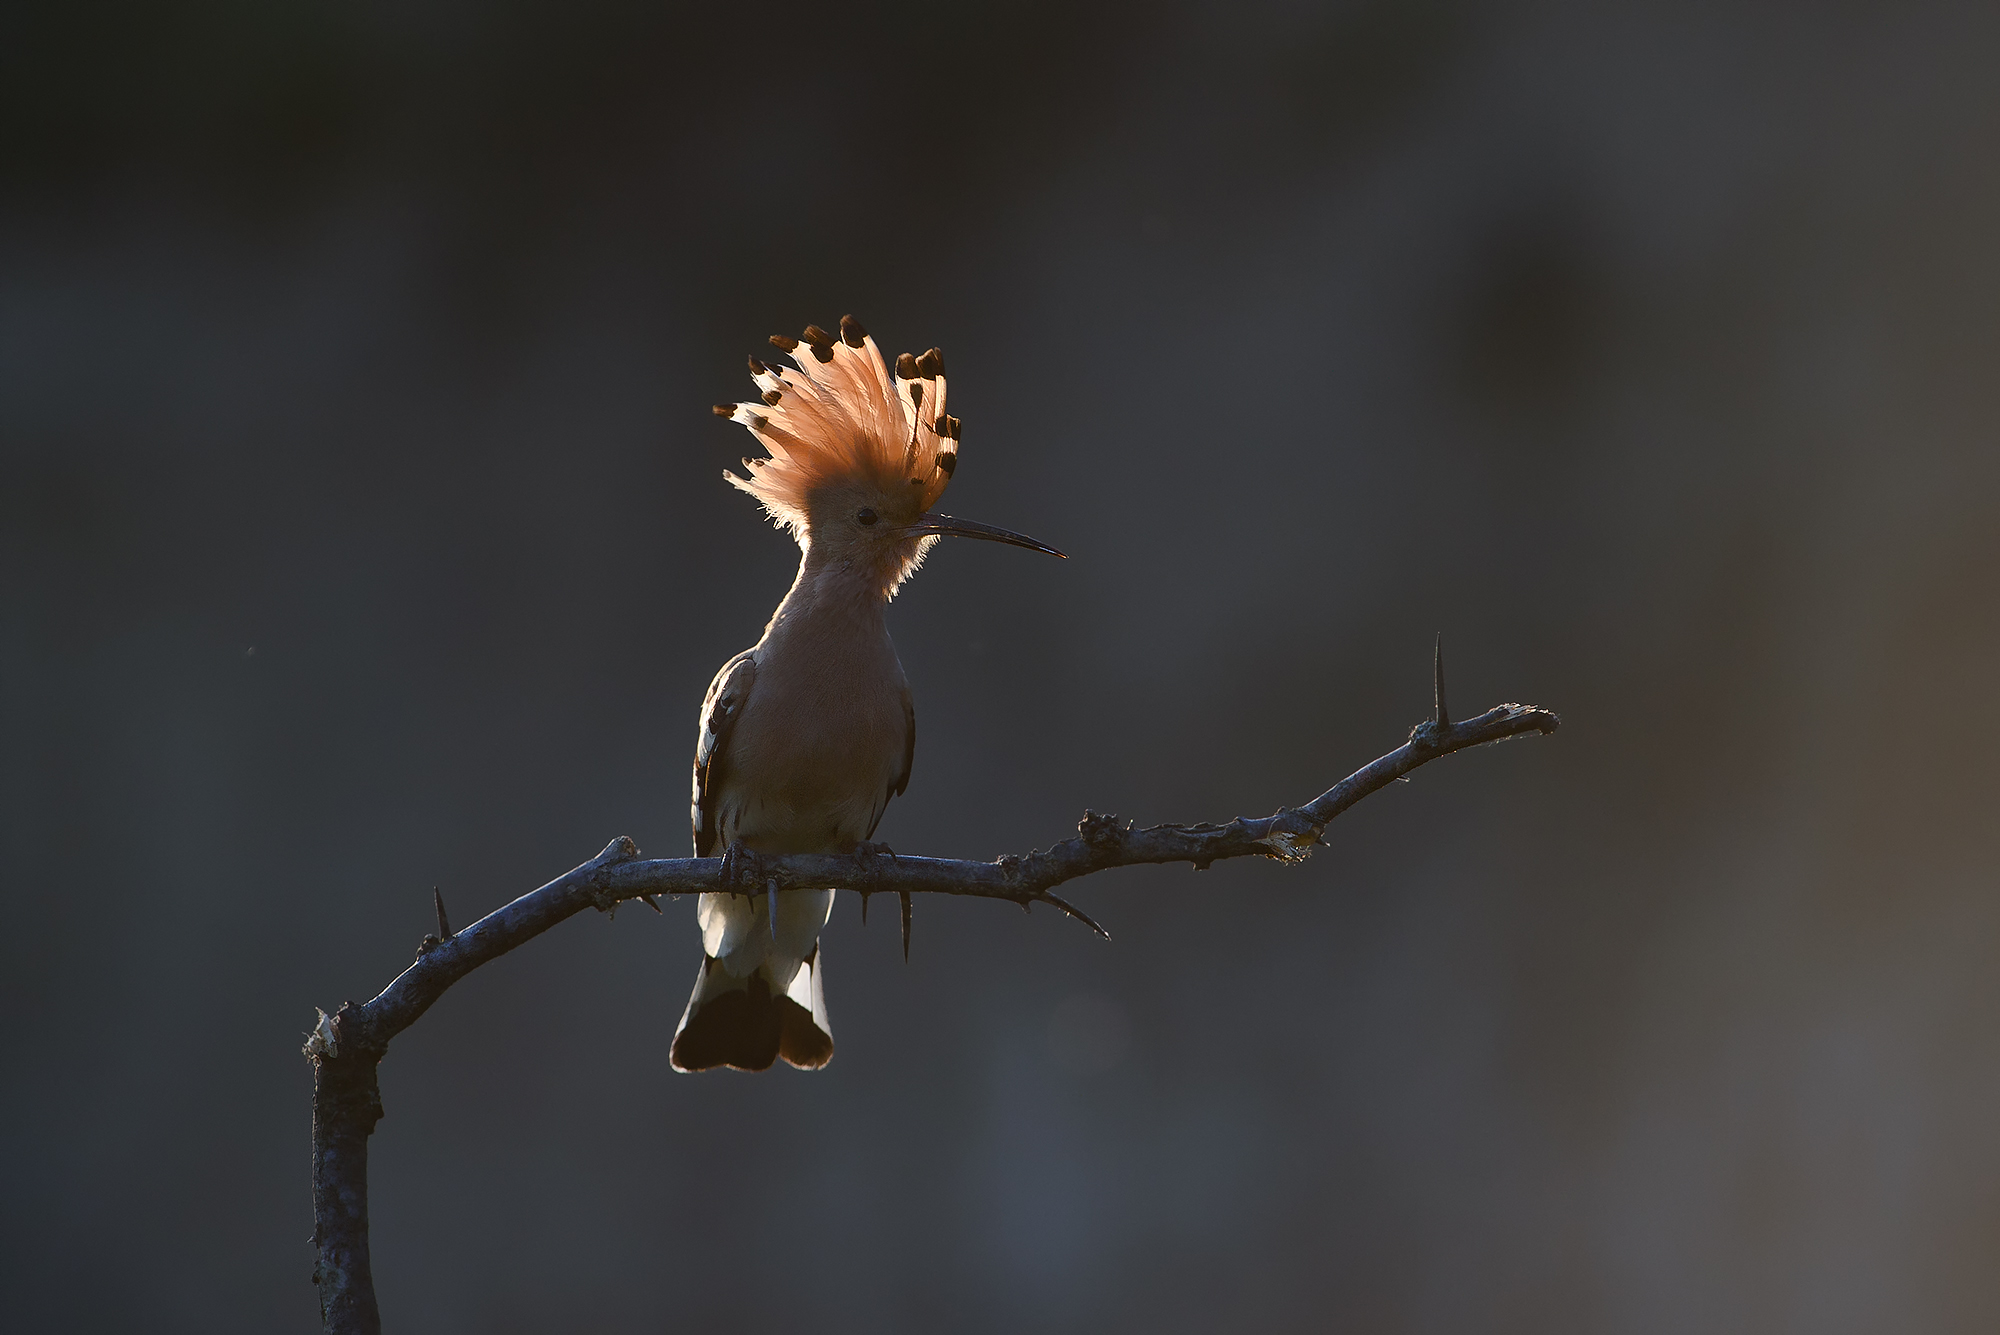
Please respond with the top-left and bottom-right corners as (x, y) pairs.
(767, 550), (897, 640)
(793, 535), (924, 606)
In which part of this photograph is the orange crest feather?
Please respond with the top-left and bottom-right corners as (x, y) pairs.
(715, 317), (962, 537)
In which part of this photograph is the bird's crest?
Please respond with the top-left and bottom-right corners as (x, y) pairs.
(713, 316), (961, 538)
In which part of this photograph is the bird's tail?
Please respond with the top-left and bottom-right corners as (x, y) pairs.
(670, 946), (833, 1072)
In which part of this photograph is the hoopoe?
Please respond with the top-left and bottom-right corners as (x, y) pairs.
(670, 316), (1062, 1073)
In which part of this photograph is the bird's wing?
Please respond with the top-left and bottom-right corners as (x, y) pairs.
(865, 687), (915, 841)
(893, 688), (915, 800)
(692, 650), (758, 857)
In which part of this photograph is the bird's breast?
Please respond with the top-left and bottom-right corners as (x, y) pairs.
(713, 632), (909, 855)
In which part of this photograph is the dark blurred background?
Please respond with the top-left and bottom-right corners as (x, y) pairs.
(5, 1), (1998, 1330)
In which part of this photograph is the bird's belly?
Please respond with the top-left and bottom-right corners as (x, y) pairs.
(716, 781), (884, 856)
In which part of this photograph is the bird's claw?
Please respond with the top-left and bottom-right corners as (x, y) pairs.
(850, 842), (897, 934)
(719, 841), (758, 898)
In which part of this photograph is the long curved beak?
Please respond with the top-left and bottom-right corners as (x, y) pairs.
(906, 512), (1066, 558)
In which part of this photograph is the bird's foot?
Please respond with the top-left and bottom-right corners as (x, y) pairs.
(851, 842), (894, 925)
(718, 840), (760, 898)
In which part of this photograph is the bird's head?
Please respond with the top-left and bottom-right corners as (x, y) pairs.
(714, 316), (1062, 598)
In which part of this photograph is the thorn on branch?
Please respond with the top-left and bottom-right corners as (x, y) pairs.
(1039, 892), (1111, 941)
(899, 892), (913, 961)
(415, 887), (453, 956)
(1434, 633), (1449, 730)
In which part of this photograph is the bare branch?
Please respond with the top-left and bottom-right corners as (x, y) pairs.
(304, 677), (1558, 1333)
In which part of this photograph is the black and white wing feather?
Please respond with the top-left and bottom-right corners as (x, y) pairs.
(691, 650), (757, 857)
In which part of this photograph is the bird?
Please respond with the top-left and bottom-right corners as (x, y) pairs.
(670, 315), (1063, 1073)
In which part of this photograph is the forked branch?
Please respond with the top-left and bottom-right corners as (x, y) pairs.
(305, 645), (1558, 1333)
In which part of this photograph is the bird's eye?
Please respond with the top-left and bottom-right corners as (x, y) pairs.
(857, 508), (878, 526)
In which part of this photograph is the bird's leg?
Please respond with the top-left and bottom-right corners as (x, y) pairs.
(767, 878), (779, 943)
